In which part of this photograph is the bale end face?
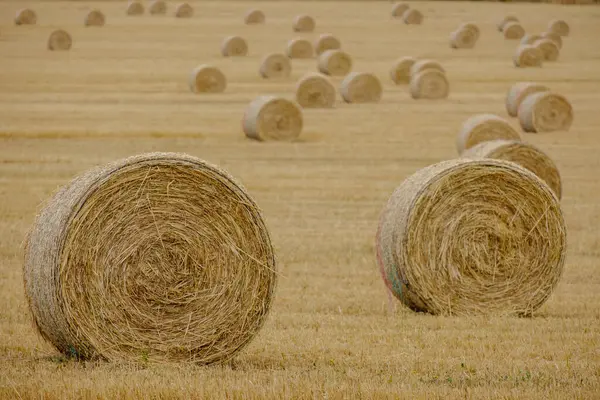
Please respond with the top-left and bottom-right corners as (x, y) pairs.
(548, 19), (569, 36)
(48, 30), (73, 51)
(456, 114), (522, 154)
(391, 3), (409, 18)
(390, 57), (416, 85)
(259, 54), (291, 79)
(295, 73), (336, 108)
(293, 15), (315, 32)
(15, 8), (37, 25)
(175, 3), (194, 18)
(149, 0), (167, 15)
(514, 45), (544, 68)
(503, 22), (525, 40)
(221, 36), (248, 57)
(84, 10), (106, 27)
(286, 39), (314, 59)
(402, 9), (423, 25)
(497, 15), (518, 32)
(245, 9), (265, 25)
(317, 49), (353, 77)
(314, 34), (341, 56)
(340, 72), (383, 104)
(409, 69), (449, 100)
(243, 96), (303, 141)
(126, 1), (145, 16)
(518, 91), (573, 133)
(534, 39), (560, 62)
(505, 82), (550, 118)
(189, 65), (227, 94)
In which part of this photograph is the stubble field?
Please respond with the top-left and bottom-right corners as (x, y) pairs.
(1, 1), (599, 398)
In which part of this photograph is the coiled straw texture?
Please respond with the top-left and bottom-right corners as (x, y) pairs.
(221, 36), (248, 57)
(48, 30), (72, 51)
(409, 70), (449, 100)
(317, 49), (352, 77)
(315, 34), (341, 56)
(243, 96), (303, 141)
(295, 73), (336, 108)
(259, 54), (291, 78)
(286, 39), (313, 59)
(340, 72), (382, 104)
(514, 45), (543, 68)
(505, 82), (550, 118)
(189, 65), (226, 93)
(518, 91), (574, 133)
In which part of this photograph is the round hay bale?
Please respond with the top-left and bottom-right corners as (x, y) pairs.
(409, 69), (449, 100)
(456, 114), (522, 155)
(317, 49), (352, 77)
(541, 31), (563, 49)
(503, 22), (525, 40)
(375, 158), (566, 316)
(505, 82), (550, 118)
(518, 91), (573, 133)
(391, 3), (409, 18)
(340, 72), (383, 104)
(292, 15), (315, 32)
(534, 39), (559, 62)
(84, 10), (105, 27)
(149, 0), (167, 15)
(286, 38), (314, 59)
(402, 9), (423, 25)
(409, 59), (445, 77)
(242, 96), (303, 141)
(175, 3), (194, 18)
(259, 53), (291, 79)
(244, 9), (265, 25)
(295, 73), (336, 108)
(462, 140), (562, 199)
(15, 8), (37, 25)
(126, 1), (144, 16)
(189, 65), (227, 93)
(514, 44), (543, 68)
(390, 56), (416, 85)
(520, 34), (542, 46)
(221, 36), (248, 57)
(449, 23), (479, 49)
(548, 19), (569, 37)
(497, 15), (518, 32)
(314, 34), (341, 56)
(48, 29), (72, 51)
(23, 152), (277, 364)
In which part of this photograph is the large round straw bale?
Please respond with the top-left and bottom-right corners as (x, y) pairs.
(456, 114), (521, 154)
(518, 91), (573, 133)
(548, 19), (569, 37)
(375, 158), (566, 316)
(534, 39), (559, 62)
(48, 30), (72, 51)
(410, 69), (449, 100)
(126, 1), (144, 16)
(450, 24), (479, 49)
(286, 38), (313, 59)
(23, 152), (277, 364)
(84, 10), (105, 27)
(149, 0), (167, 15)
(503, 22), (525, 40)
(409, 59), (445, 77)
(317, 49), (352, 77)
(314, 34), (341, 56)
(520, 34), (542, 46)
(221, 36), (248, 57)
(462, 140), (562, 199)
(293, 15), (315, 32)
(244, 9), (265, 25)
(391, 3), (409, 18)
(541, 31), (562, 49)
(390, 56), (416, 85)
(402, 9), (423, 25)
(340, 72), (382, 104)
(497, 15), (518, 32)
(189, 65), (226, 93)
(175, 3), (194, 18)
(242, 96), (303, 141)
(514, 44), (543, 68)
(505, 82), (550, 118)
(295, 73), (336, 108)
(259, 53), (291, 78)
(15, 8), (37, 25)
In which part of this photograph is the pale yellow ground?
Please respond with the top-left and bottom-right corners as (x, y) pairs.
(1, 1), (600, 399)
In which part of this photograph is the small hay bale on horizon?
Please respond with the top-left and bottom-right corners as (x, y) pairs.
(390, 56), (416, 85)
(243, 96), (303, 141)
(149, 0), (167, 15)
(314, 34), (341, 56)
(514, 44), (543, 68)
(244, 9), (265, 24)
(126, 1), (144, 16)
(391, 3), (409, 18)
(295, 73), (336, 108)
(259, 53), (291, 79)
(505, 82), (550, 118)
(497, 15), (518, 32)
(293, 15), (315, 32)
(317, 49), (352, 77)
(175, 3), (194, 18)
(450, 23), (479, 49)
(534, 39), (559, 61)
(518, 91), (573, 133)
(456, 114), (522, 154)
(189, 65), (227, 93)
(503, 22), (525, 40)
(410, 69), (449, 100)
(548, 19), (569, 36)
(221, 36), (248, 57)
(286, 38), (314, 59)
(84, 10), (105, 27)
(48, 29), (72, 51)
(541, 31), (563, 49)
(402, 9), (423, 25)
(15, 8), (37, 25)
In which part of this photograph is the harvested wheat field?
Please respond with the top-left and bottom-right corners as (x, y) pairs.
(1, 1), (600, 398)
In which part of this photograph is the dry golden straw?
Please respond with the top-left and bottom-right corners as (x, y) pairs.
(175, 3), (194, 18)
(541, 31), (563, 49)
(402, 9), (423, 25)
(375, 158), (566, 316)
(462, 140), (562, 199)
(293, 15), (315, 32)
(505, 82), (550, 118)
(410, 59), (444, 77)
(456, 114), (522, 154)
(314, 34), (341, 56)
(390, 56), (416, 85)
(450, 23), (479, 49)
(221, 36), (248, 57)
(23, 152), (277, 364)
(15, 8), (37, 25)
(317, 49), (352, 77)
(244, 9), (265, 25)
(126, 1), (144, 16)
(548, 19), (569, 36)
(520, 34), (542, 45)
(497, 15), (518, 32)
(410, 69), (449, 100)
(295, 73), (336, 108)
(391, 3), (409, 18)
(514, 45), (543, 68)
(518, 91), (574, 133)
(149, 0), (167, 15)
(340, 72), (382, 104)
(503, 22), (525, 40)
(189, 65), (226, 93)
(243, 96), (303, 141)
(48, 30), (72, 51)
(534, 39), (559, 61)
(286, 39), (314, 59)
(84, 10), (105, 27)
(259, 53), (291, 79)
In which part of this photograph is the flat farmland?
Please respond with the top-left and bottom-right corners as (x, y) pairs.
(1, 1), (600, 398)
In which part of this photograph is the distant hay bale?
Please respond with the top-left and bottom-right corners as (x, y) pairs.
(314, 34), (341, 56)
(295, 73), (336, 108)
(189, 65), (227, 93)
(376, 158), (566, 316)
(450, 23), (479, 49)
(48, 30), (72, 51)
(259, 53), (291, 78)
(84, 10), (105, 27)
(514, 44), (543, 68)
(497, 15), (518, 32)
(541, 31), (563, 49)
(286, 38), (314, 59)
(175, 3), (194, 18)
(293, 15), (315, 32)
(243, 96), (303, 141)
(244, 9), (265, 25)
(402, 9), (423, 25)
(340, 72), (383, 104)
(149, 0), (167, 15)
(15, 8), (37, 25)
(548, 19), (569, 36)
(409, 69), (449, 100)
(317, 49), (352, 77)
(534, 39), (559, 61)
(409, 59), (445, 77)
(391, 3), (409, 18)
(520, 34), (542, 45)
(221, 36), (248, 57)
(456, 114), (522, 154)
(518, 91), (574, 133)
(503, 22), (525, 40)
(462, 140), (562, 199)
(505, 82), (550, 118)
(23, 152), (277, 364)
(126, 1), (144, 16)
(390, 56), (416, 85)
